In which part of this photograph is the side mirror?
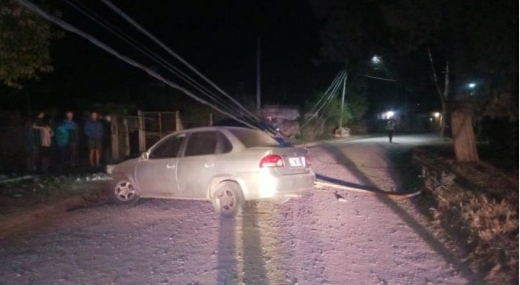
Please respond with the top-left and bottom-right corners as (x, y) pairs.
(140, 151), (149, 160)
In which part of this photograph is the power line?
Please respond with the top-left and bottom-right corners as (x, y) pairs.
(358, 73), (396, 82)
(301, 71), (347, 128)
(307, 70), (343, 116)
(63, 0), (258, 127)
(100, 0), (259, 122)
(14, 0), (261, 130)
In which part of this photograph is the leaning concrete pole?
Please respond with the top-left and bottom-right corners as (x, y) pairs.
(339, 71), (347, 128)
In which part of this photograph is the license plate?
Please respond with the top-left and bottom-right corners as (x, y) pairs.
(288, 157), (304, 167)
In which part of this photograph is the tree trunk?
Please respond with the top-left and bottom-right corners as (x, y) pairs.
(451, 106), (479, 162)
(441, 61), (450, 137)
(440, 99), (449, 137)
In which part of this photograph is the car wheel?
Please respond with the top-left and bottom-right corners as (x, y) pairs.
(212, 181), (244, 218)
(111, 178), (140, 205)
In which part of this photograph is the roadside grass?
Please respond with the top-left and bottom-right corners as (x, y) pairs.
(0, 173), (110, 218)
(288, 133), (335, 146)
(412, 145), (518, 285)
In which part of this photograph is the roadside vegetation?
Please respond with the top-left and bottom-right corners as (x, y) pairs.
(0, 173), (110, 218)
(413, 145), (518, 285)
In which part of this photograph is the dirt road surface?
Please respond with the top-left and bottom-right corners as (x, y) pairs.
(0, 134), (482, 285)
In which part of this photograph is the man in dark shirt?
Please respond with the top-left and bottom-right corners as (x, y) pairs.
(84, 111), (103, 170)
(63, 111), (78, 167)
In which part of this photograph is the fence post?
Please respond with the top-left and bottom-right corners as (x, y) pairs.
(111, 115), (119, 161)
(123, 117), (130, 157)
(138, 110), (146, 153)
(175, 111), (182, 131)
(209, 113), (213, 126)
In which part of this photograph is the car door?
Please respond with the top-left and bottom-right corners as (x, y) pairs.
(176, 131), (220, 198)
(135, 133), (186, 197)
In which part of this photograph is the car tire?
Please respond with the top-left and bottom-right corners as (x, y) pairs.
(211, 181), (244, 218)
(111, 177), (140, 205)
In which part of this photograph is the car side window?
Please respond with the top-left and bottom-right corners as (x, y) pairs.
(184, 131), (218, 157)
(149, 134), (185, 159)
(217, 131), (232, 154)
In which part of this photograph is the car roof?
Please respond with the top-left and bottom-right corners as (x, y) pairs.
(174, 126), (262, 134)
(213, 117), (278, 132)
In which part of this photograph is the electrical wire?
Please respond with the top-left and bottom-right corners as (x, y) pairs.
(63, 0), (260, 128)
(301, 71), (346, 128)
(100, 0), (260, 123)
(306, 70), (343, 116)
(311, 71), (347, 125)
(14, 0), (261, 130)
(301, 71), (344, 126)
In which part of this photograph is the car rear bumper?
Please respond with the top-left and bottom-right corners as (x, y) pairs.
(237, 170), (316, 200)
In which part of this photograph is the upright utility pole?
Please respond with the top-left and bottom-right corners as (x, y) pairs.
(256, 38), (261, 111)
(339, 71), (347, 128)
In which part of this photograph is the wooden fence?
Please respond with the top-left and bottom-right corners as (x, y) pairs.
(109, 110), (213, 162)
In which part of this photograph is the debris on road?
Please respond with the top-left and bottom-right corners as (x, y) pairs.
(314, 180), (422, 199)
(334, 192), (347, 202)
(0, 175), (33, 184)
(74, 172), (113, 182)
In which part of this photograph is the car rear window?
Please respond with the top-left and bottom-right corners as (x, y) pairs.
(228, 128), (281, 148)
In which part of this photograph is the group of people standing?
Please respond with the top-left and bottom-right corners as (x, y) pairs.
(27, 111), (106, 173)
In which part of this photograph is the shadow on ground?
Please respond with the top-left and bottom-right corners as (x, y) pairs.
(217, 202), (268, 284)
(320, 143), (486, 284)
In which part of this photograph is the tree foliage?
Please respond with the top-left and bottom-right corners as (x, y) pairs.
(381, 0), (517, 162)
(304, 79), (368, 130)
(0, 0), (60, 89)
(381, 0), (517, 95)
(309, 0), (389, 68)
(346, 79), (369, 122)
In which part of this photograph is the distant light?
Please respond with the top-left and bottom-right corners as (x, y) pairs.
(386, 111), (394, 118)
(433, 112), (440, 118)
(468, 83), (476, 88)
(372, 55), (381, 65)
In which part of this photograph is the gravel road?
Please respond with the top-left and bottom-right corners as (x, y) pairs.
(0, 134), (481, 285)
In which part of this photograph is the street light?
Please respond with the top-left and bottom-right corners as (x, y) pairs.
(371, 55), (381, 65)
(468, 83), (476, 89)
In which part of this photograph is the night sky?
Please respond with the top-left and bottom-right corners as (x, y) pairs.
(5, 0), (441, 115)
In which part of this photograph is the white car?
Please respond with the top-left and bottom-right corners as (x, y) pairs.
(107, 126), (315, 216)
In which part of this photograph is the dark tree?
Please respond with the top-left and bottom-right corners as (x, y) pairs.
(381, 0), (517, 162)
(310, 0), (390, 68)
(0, 0), (61, 90)
(309, 0), (385, 129)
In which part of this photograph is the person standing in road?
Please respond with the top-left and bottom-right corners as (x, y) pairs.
(386, 119), (396, 143)
(63, 111), (78, 167)
(84, 111), (104, 170)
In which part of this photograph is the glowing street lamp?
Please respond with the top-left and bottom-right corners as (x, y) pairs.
(385, 110), (394, 119)
(467, 82), (477, 96)
(371, 55), (381, 65)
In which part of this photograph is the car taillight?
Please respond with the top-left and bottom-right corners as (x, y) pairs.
(259, 154), (285, 168)
(305, 154), (311, 166)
